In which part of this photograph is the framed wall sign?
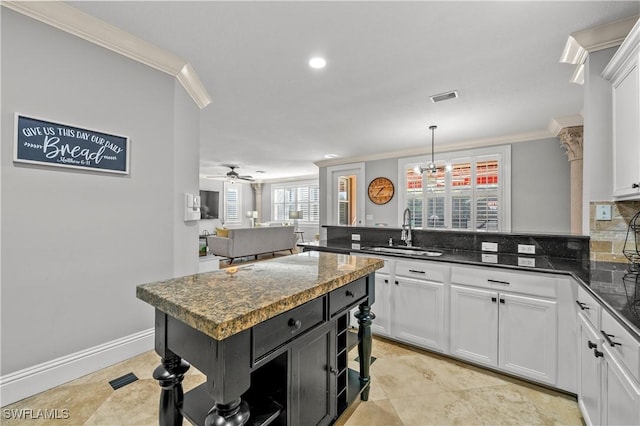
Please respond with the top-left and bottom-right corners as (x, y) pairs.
(14, 113), (130, 174)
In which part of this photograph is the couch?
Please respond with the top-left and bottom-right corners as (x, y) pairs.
(207, 226), (297, 264)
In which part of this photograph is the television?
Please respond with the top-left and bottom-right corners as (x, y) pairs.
(199, 190), (219, 219)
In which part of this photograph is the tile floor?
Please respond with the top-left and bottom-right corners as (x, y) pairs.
(2, 336), (583, 425)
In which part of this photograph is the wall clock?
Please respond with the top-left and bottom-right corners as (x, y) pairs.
(368, 177), (395, 205)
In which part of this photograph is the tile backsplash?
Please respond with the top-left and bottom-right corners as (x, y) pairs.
(589, 200), (640, 263)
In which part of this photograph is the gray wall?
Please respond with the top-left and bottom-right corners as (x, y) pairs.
(1, 10), (199, 374)
(511, 138), (571, 233)
(319, 138), (572, 235)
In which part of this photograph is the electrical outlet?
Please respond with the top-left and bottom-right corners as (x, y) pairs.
(481, 254), (498, 263)
(481, 242), (498, 252)
(518, 257), (536, 267)
(518, 244), (536, 255)
(351, 234), (361, 241)
(596, 205), (612, 221)
(351, 243), (361, 250)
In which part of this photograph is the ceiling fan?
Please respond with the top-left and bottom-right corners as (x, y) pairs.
(206, 165), (254, 182)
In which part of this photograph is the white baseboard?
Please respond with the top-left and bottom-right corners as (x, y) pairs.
(0, 328), (154, 407)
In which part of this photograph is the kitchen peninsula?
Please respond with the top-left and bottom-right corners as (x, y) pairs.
(137, 251), (383, 426)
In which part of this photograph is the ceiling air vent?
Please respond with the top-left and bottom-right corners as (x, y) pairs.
(430, 90), (459, 103)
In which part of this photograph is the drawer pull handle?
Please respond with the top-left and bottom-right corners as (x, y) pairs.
(499, 298), (505, 304)
(288, 319), (302, 331)
(601, 331), (622, 347)
(594, 349), (604, 358)
(345, 290), (355, 297)
(588, 340), (598, 349)
(633, 183), (639, 189)
(488, 279), (510, 285)
(576, 301), (590, 310)
(409, 269), (426, 274)
(491, 297), (497, 303)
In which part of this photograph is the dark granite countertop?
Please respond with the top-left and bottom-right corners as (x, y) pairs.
(301, 241), (640, 341)
(136, 251), (383, 340)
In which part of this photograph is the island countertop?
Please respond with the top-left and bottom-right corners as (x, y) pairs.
(136, 251), (383, 341)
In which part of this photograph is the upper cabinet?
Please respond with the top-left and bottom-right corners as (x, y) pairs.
(603, 18), (640, 200)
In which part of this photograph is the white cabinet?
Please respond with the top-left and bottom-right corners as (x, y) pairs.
(576, 288), (640, 426)
(394, 274), (445, 351)
(578, 314), (602, 426)
(450, 284), (558, 385)
(498, 293), (557, 383)
(449, 266), (559, 386)
(450, 285), (498, 366)
(603, 19), (640, 200)
(602, 346), (640, 426)
(366, 257), (447, 353)
(371, 272), (392, 337)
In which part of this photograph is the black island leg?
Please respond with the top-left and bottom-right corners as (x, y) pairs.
(354, 303), (375, 401)
(153, 355), (191, 426)
(204, 398), (250, 426)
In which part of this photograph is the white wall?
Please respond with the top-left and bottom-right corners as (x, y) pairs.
(318, 138), (572, 234)
(511, 138), (571, 233)
(583, 47), (617, 234)
(1, 9), (199, 384)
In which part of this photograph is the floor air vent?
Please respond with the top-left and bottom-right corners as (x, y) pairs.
(109, 372), (138, 390)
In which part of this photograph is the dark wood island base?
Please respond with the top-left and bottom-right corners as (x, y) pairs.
(137, 252), (383, 426)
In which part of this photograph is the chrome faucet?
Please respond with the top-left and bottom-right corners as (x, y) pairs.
(401, 208), (412, 247)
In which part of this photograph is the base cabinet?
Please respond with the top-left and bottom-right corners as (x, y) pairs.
(578, 315), (602, 426)
(602, 346), (640, 426)
(369, 259), (446, 353)
(450, 285), (558, 385)
(289, 323), (336, 426)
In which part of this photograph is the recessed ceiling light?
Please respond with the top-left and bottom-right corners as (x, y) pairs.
(324, 154), (339, 159)
(309, 57), (327, 69)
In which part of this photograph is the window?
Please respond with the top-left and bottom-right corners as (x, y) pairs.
(224, 182), (242, 223)
(399, 146), (510, 231)
(272, 181), (319, 222)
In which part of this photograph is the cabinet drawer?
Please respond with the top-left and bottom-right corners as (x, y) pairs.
(576, 286), (601, 328)
(601, 309), (640, 382)
(253, 297), (325, 360)
(330, 277), (367, 316)
(395, 260), (446, 282)
(451, 265), (556, 298)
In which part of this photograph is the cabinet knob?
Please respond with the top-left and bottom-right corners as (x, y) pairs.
(345, 290), (355, 297)
(632, 183), (639, 189)
(594, 349), (604, 358)
(329, 367), (338, 375)
(384, 279), (389, 284)
(499, 298), (505, 304)
(288, 319), (302, 331)
(491, 297), (497, 303)
(588, 340), (598, 349)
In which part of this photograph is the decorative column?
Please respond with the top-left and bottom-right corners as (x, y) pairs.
(251, 182), (264, 223)
(558, 126), (584, 234)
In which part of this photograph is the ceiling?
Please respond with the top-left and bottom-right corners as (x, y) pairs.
(68, 1), (639, 181)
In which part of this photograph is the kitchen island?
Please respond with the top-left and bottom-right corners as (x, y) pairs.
(137, 251), (383, 426)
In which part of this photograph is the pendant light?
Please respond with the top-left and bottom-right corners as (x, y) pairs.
(414, 125), (438, 175)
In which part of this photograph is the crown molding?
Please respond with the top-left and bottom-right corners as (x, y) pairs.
(602, 17), (640, 81)
(2, 0), (212, 109)
(314, 129), (552, 168)
(560, 15), (639, 85)
(548, 114), (584, 136)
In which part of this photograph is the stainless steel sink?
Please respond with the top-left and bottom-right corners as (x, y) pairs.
(362, 246), (443, 257)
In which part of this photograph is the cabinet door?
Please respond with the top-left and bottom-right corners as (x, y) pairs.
(371, 272), (392, 337)
(602, 346), (640, 426)
(289, 323), (336, 426)
(578, 315), (602, 426)
(450, 285), (498, 367)
(612, 62), (640, 199)
(498, 293), (557, 385)
(393, 276), (445, 352)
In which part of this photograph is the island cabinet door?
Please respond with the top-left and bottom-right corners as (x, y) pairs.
(289, 322), (337, 426)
